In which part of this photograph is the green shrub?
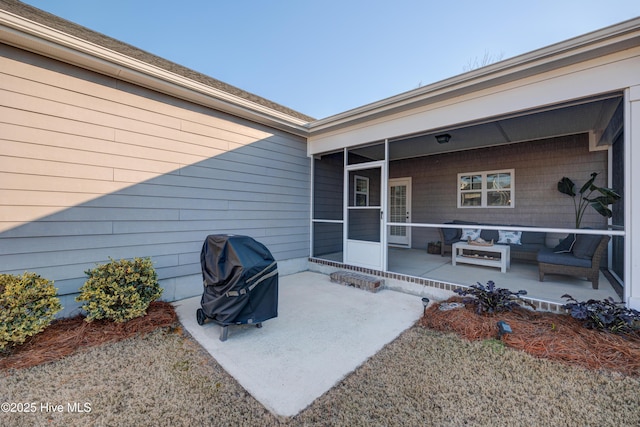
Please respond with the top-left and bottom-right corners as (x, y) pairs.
(454, 280), (535, 314)
(76, 257), (162, 323)
(0, 272), (62, 352)
(562, 294), (640, 334)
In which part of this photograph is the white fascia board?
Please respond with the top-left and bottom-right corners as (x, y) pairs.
(0, 10), (310, 137)
(309, 17), (640, 134)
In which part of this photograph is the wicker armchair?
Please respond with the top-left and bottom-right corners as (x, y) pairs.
(537, 235), (610, 289)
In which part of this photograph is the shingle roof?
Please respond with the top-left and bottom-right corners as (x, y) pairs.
(0, 0), (315, 122)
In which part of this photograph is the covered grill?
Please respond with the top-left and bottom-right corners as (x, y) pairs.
(196, 234), (278, 341)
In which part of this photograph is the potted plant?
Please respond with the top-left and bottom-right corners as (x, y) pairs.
(557, 172), (621, 228)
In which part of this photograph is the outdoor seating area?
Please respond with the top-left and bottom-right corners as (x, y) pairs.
(537, 235), (611, 289)
(387, 246), (619, 305)
(436, 221), (617, 293)
(438, 221), (547, 262)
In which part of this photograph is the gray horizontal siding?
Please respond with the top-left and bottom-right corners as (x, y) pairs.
(0, 46), (310, 303)
(312, 153), (344, 256)
(313, 152), (343, 220)
(390, 134), (609, 249)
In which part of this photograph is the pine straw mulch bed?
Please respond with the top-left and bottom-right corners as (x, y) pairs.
(0, 301), (178, 371)
(3, 298), (640, 378)
(419, 296), (640, 377)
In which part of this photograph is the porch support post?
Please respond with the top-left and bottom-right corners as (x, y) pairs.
(626, 85), (640, 309)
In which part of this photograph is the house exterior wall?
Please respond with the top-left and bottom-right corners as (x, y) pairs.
(389, 134), (609, 248)
(0, 44), (310, 316)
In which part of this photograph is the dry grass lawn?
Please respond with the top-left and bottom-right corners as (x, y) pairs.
(1, 301), (640, 426)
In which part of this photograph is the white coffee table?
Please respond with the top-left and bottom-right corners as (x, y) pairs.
(452, 242), (511, 273)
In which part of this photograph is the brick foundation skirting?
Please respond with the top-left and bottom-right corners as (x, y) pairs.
(309, 257), (565, 313)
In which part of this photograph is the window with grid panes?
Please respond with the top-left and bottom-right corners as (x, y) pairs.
(458, 170), (513, 208)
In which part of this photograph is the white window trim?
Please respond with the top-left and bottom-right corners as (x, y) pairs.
(458, 169), (515, 208)
(354, 175), (369, 206)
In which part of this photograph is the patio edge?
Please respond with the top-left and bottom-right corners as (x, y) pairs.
(308, 257), (567, 313)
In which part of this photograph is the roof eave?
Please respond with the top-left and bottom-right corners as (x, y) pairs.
(0, 9), (311, 137)
(308, 16), (640, 136)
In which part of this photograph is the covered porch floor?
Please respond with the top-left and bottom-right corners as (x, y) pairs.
(387, 247), (620, 305)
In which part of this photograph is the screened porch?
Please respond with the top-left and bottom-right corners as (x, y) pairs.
(310, 93), (625, 307)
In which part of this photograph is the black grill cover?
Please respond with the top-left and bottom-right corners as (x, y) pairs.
(200, 235), (278, 325)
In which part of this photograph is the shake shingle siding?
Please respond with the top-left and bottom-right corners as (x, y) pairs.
(0, 44), (310, 312)
(389, 134), (608, 248)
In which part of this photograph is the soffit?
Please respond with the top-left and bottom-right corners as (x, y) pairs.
(346, 94), (623, 161)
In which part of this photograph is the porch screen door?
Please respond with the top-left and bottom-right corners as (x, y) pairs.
(345, 165), (384, 269)
(388, 178), (411, 246)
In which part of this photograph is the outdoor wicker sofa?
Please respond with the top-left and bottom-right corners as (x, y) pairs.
(537, 234), (610, 289)
(438, 220), (547, 262)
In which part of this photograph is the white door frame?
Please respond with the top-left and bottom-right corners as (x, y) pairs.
(344, 160), (386, 270)
(388, 177), (412, 247)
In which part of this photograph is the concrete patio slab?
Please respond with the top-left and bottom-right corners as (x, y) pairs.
(173, 271), (424, 417)
(387, 247), (619, 304)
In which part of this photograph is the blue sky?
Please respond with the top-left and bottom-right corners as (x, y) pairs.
(20, 0), (640, 119)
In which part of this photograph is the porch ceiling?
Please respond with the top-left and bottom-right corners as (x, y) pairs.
(382, 94), (623, 161)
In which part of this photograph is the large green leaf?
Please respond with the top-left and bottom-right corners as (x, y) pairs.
(557, 177), (576, 197)
(579, 172), (598, 194)
(596, 186), (622, 203)
(587, 188), (620, 218)
(589, 197), (613, 218)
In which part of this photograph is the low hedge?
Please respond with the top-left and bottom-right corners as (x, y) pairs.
(0, 272), (62, 352)
(76, 257), (162, 323)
